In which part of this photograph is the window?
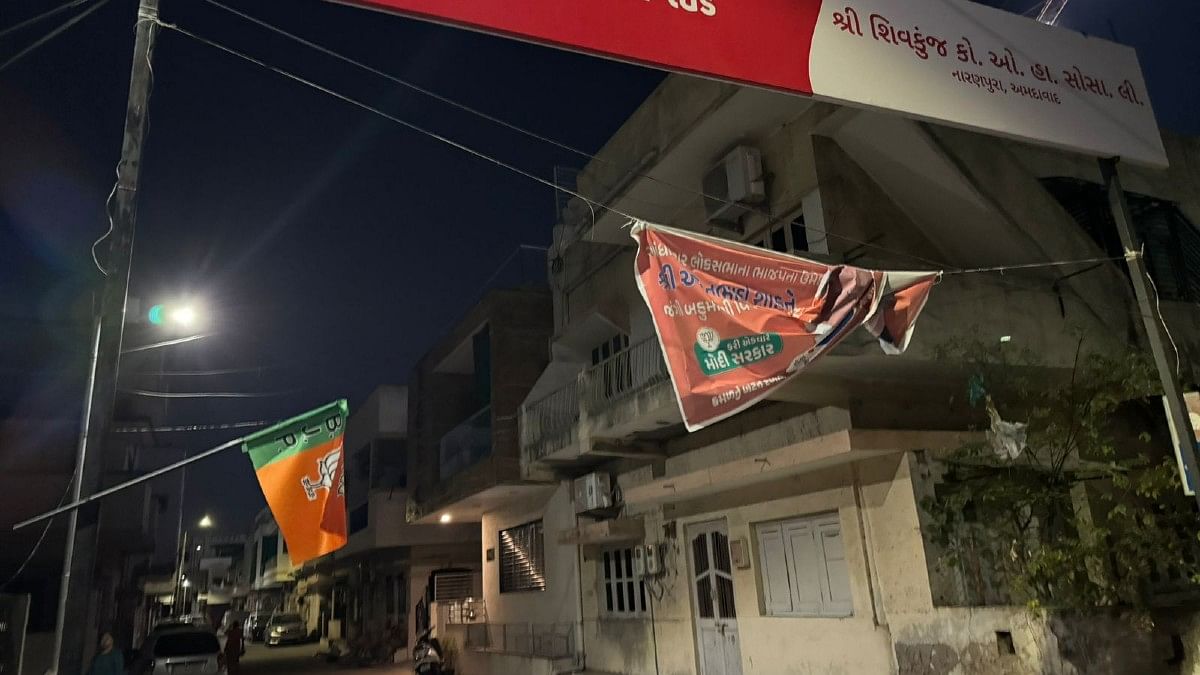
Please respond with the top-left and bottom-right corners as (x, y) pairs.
(349, 504), (369, 534)
(590, 333), (630, 367)
(1042, 178), (1200, 302)
(601, 547), (648, 617)
(755, 513), (852, 618)
(499, 520), (546, 593)
(372, 439), (407, 489)
(752, 191), (829, 256)
(260, 534), (278, 570)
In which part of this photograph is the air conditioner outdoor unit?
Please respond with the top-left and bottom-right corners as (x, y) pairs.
(702, 145), (766, 228)
(573, 472), (613, 515)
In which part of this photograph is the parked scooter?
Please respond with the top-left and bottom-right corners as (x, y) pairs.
(412, 630), (444, 675)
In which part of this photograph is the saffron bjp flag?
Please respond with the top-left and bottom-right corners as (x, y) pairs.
(242, 400), (349, 565)
(632, 222), (939, 431)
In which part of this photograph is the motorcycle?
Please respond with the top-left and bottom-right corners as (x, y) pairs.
(412, 631), (444, 675)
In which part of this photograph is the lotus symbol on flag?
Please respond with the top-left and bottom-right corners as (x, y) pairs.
(301, 447), (343, 501)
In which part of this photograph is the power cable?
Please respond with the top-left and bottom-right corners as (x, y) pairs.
(0, 0), (92, 39)
(111, 419), (272, 433)
(119, 387), (299, 398)
(184, 3), (951, 270)
(160, 19), (1152, 280)
(158, 20), (637, 225)
(0, 0), (111, 73)
(941, 255), (1128, 276)
(0, 479), (73, 591)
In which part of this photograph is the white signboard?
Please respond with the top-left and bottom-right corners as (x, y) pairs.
(1165, 394), (1199, 496)
(355, 0), (1167, 167)
(809, 0), (1166, 167)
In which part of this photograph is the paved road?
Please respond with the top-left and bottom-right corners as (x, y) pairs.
(239, 642), (413, 674)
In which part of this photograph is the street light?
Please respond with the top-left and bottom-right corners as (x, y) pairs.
(148, 302), (203, 329)
(198, 514), (214, 528)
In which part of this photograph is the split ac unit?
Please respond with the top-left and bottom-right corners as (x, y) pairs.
(702, 145), (766, 228)
(573, 472), (613, 515)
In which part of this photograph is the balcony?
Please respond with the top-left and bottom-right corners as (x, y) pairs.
(440, 406), (492, 480)
(582, 336), (670, 415)
(521, 337), (678, 468)
(521, 381), (579, 463)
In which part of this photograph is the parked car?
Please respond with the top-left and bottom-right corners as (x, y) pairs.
(247, 612), (269, 642)
(265, 613), (308, 647)
(130, 626), (222, 675)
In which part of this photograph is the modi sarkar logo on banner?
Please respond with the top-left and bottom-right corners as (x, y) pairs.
(243, 400), (349, 565)
(632, 222), (939, 431)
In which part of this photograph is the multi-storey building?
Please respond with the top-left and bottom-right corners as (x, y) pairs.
(433, 74), (1200, 675)
(294, 384), (479, 650)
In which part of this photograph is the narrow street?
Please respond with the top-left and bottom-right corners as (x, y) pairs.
(239, 642), (413, 675)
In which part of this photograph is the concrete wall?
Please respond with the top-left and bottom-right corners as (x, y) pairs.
(472, 483), (580, 675)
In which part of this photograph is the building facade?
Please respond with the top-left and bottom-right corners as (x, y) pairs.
(430, 75), (1200, 675)
(294, 384), (480, 653)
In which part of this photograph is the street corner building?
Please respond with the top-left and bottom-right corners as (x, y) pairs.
(396, 76), (1200, 675)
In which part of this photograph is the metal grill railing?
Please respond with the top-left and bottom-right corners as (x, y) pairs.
(521, 379), (580, 462)
(583, 336), (670, 412)
(464, 622), (577, 659)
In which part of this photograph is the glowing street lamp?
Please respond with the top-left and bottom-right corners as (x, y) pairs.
(148, 302), (202, 329)
(198, 514), (214, 528)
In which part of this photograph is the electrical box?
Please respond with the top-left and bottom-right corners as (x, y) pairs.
(643, 544), (662, 576)
(573, 473), (613, 515)
(632, 546), (647, 576)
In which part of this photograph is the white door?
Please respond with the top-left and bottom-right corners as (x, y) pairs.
(688, 519), (742, 675)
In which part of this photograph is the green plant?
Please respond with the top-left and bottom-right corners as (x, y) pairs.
(923, 337), (1200, 613)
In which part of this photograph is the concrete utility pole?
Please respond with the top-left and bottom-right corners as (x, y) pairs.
(1101, 158), (1200, 511)
(54, 0), (161, 671)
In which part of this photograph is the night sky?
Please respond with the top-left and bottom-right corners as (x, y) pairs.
(2, 0), (1197, 534)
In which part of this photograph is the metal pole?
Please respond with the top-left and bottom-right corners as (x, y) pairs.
(48, 318), (101, 674)
(1101, 157), (1200, 509)
(174, 530), (188, 615)
(14, 436), (245, 530)
(55, 0), (162, 668)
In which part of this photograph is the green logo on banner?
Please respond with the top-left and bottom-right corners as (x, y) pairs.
(694, 330), (783, 376)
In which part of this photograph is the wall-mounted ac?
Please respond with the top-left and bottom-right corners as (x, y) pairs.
(433, 570), (477, 601)
(573, 472), (613, 516)
(703, 145), (766, 229)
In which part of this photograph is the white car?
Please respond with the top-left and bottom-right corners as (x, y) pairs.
(132, 626), (222, 675)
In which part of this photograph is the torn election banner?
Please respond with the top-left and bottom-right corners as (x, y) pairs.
(632, 221), (939, 431)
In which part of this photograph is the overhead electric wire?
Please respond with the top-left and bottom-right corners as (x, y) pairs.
(159, 20), (637, 230)
(941, 254), (1129, 276)
(182, 3), (951, 270)
(0, 0), (92, 39)
(111, 419), (271, 433)
(119, 387), (298, 398)
(0, 479), (73, 591)
(161, 17), (1149, 280)
(0, 0), (111, 73)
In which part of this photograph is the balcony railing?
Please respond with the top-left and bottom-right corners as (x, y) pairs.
(439, 406), (492, 480)
(583, 336), (670, 412)
(464, 622), (577, 660)
(521, 380), (580, 462)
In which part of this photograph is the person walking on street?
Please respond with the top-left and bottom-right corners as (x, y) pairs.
(86, 633), (123, 675)
(224, 620), (245, 675)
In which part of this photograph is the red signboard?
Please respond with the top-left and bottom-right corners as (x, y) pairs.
(633, 222), (937, 430)
(346, 0), (1165, 166)
(348, 0), (822, 94)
